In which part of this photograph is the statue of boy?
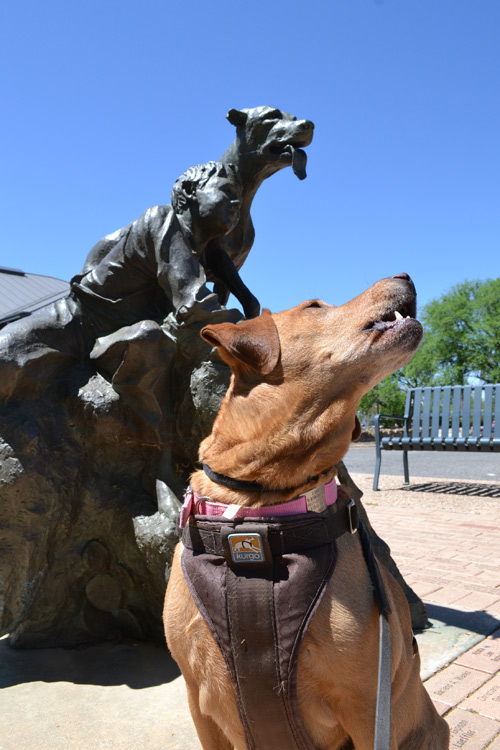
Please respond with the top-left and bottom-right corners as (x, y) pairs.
(0, 161), (257, 401)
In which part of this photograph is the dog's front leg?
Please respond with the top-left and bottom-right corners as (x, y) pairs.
(182, 676), (236, 750)
(164, 548), (245, 750)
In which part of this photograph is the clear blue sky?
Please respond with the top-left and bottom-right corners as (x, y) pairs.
(1, 0), (498, 315)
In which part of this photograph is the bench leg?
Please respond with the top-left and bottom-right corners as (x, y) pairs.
(403, 450), (409, 485)
(373, 448), (382, 491)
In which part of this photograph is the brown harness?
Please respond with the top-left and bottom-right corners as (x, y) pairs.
(180, 501), (361, 750)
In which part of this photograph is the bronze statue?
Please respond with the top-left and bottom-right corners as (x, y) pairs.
(0, 106), (319, 646)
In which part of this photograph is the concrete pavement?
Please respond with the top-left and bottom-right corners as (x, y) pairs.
(344, 442), (500, 483)
(2, 471), (500, 749)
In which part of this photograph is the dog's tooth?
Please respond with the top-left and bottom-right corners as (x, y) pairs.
(394, 310), (404, 320)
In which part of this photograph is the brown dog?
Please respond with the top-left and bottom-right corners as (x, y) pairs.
(164, 274), (449, 749)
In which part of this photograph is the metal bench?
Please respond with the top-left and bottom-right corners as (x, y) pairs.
(373, 384), (500, 490)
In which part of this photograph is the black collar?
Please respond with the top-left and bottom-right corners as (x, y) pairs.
(202, 463), (334, 495)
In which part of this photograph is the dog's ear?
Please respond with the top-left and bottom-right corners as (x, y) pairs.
(226, 108), (248, 128)
(352, 415), (362, 442)
(201, 309), (280, 375)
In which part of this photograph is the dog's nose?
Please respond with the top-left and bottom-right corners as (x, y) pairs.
(392, 272), (416, 295)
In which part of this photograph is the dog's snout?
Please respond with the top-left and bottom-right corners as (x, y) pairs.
(392, 272), (411, 282)
(298, 119), (314, 132)
(392, 272), (416, 294)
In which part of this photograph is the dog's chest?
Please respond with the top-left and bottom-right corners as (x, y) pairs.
(180, 515), (340, 750)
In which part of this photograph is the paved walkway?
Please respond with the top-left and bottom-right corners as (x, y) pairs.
(356, 472), (500, 750)
(1, 472), (500, 749)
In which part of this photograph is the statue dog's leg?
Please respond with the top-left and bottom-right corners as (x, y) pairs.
(205, 243), (260, 319)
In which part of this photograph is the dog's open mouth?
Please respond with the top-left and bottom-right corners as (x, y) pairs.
(363, 298), (418, 334)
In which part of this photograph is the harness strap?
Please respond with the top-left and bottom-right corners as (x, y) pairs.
(226, 563), (302, 750)
(182, 501), (357, 557)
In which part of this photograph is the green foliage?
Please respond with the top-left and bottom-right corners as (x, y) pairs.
(358, 374), (406, 424)
(359, 277), (500, 421)
(405, 278), (500, 385)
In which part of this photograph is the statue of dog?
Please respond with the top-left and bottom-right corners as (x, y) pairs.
(206, 106), (314, 315)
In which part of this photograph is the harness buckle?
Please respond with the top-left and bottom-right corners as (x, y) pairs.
(348, 500), (358, 535)
(194, 496), (211, 514)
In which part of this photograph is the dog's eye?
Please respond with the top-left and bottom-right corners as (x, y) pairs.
(304, 301), (323, 309)
(263, 110), (281, 121)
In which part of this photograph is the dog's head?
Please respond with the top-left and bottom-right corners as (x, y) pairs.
(227, 106), (314, 180)
(203, 273), (422, 388)
(200, 274), (423, 477)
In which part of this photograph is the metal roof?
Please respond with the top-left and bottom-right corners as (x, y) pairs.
(0, 267), (70, 327)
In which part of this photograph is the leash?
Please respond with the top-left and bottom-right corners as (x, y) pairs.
(358, 521), (392, 750)
(376, 613), (392, 750)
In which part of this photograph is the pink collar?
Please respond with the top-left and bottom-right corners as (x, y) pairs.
(179, 476), (338, 529)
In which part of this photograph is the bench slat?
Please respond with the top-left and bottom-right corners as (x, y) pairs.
(461, 386), (472, 440)
(494, 384), (500, 440)
(421, 388), (432, 445)
(441, 386), (452, 442)
(455, 386), (472, 447)
(451, 386), (462, 438)
(472, 386), (483, 437)
(431, 387), (442, 439)
(403, 389), (413, 438)
(411, 387), (422, 440)
(481, 384), (494, 446)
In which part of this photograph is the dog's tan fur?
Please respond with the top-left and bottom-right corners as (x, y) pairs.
(164, 275), (449, 749)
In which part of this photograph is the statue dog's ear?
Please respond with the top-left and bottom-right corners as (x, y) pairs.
(201, 310), (280, 375)
(227, 109), (248, 128)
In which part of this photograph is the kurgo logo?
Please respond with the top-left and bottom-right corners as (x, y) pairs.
(228, 533), (265, 563)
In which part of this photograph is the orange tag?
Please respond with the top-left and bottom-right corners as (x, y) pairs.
(227, 533), (266, 564)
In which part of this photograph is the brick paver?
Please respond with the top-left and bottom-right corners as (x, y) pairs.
(454, 592), (500, 611)
(456, 630), (500, 674)
(352, 472), (500, 750)
(488, 601), (500, 617)
(446, 708), (500, 749)
(461, 674), (500, 722)
(432, 698), (452, 716)
(424, 664), (491, 708)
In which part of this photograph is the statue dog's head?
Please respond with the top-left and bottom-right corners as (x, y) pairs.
(227, 106), (314, 180)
